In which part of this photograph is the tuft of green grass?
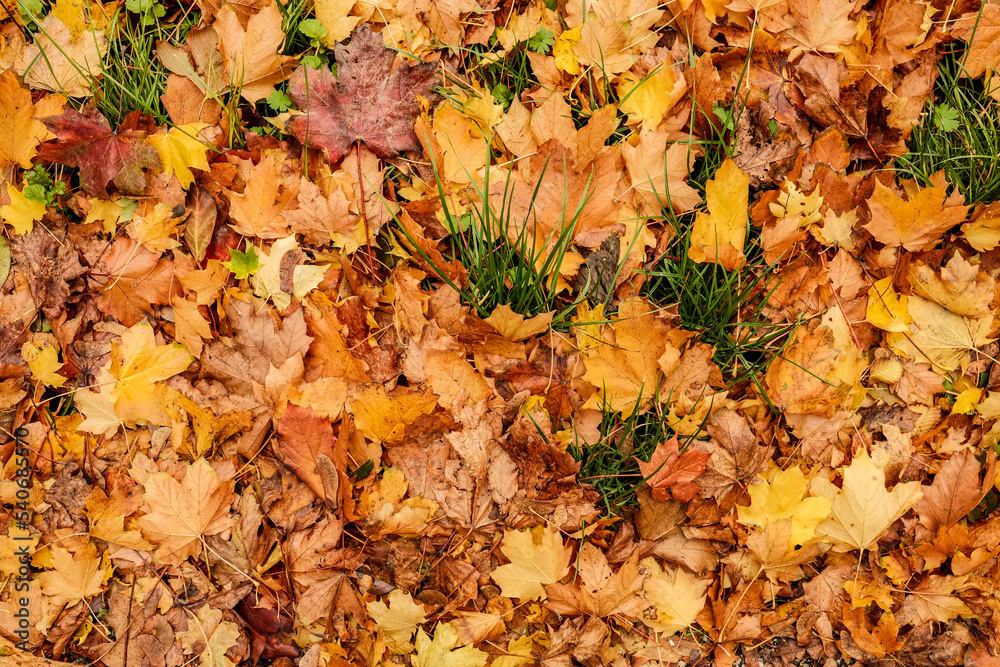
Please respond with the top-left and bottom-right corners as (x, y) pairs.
(569, 392), (702, 515)
(641, 214), (794, 392)
(895, 39), (1000, 206)
(95, 7), (177, 125)
(397, 135), (627, 329)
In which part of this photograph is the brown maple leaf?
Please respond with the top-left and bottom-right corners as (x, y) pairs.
(36, 105), (162, 197)
(636, 436), (712, 502)
(285, 25), (441, 162)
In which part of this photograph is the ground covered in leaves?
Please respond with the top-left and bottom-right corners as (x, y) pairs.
(2, 0), (1000, 666)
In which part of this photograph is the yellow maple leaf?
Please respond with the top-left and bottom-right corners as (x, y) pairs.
(582, 299), (687, 415)
(484, 304), (554, 341)
(367, 589), (427, 654)
(866, 277), (911, 332)
(85, 197), (128, 233)
(37, 542), (107, 609)
(228, 154), (293, 237)
(688, 158), (749, 271)
(553, 25), (582, 74)
(617, 66), (685, 130)
(177, 604), (241, 667)
(737, 467), (832, 547)
(413, 623), (488, 667)
(490, 524), (572, 601)
(129, 201), (183, 253)
(863, 180), (969, 251)
(108, 320), (193, 425)
(137, 458), (234, 565)
(0, 69), (50, 169)
(21, 342), (67, 387)
(961, 202), (1000, 251)
(640, 557), (707, 636)
(358, 468), (439, 540)
(887, 295), (994, 372)
(315, 0), (362, 43)
(813, 449), (923, 552)
(350, 384), (438, 444)
(2, 185), (46, 235)
(146, 123), (211, 189)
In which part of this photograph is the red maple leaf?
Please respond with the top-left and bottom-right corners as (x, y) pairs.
(36, 105), (162, 197)
(636, 436), (712, 502)
(285, 26), (441, 162)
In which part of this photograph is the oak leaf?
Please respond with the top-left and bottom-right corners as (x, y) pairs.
(491, 524), (572, 601)
(813, 449), (922, 552)
(636, 436), (712, 502)
(37, 105), (162, 197)
(137, 458), (234, 565)
(688, 158), (748, 271)
(286, 25), (441, 162)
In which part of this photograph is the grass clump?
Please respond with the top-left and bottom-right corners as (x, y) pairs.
(895, 41), (1000, 206)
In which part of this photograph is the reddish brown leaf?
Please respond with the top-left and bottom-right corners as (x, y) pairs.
(636, 436), (712, 502)
(277, 404), (336, 499)
(285, 26), (441, 162)
(36, 105), (162, 197)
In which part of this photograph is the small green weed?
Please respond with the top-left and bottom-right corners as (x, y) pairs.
(97, 7), (172, 124)
(895, 39), (1000, 206)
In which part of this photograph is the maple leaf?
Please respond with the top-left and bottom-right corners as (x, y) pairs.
(866, 277), (911, 333)
(863, 180), (969, 252)
(15, 15), (106, 97)
(36, 105), (162, 197)
(736, 466), (832, 547)
(582, 299), (688, 414)
(898, 575), (975, 626)
(636, 436), (711, 502)
(21, 341), (67, 387)
(688, 158), (749, 271)
(252, 236), (326, 310)
(640, 557), (708, 636)
(813, 449), (923, 552)
(915, 449), (995, 533)
(0, 69), (52, 169)
(177, 604), (241, 667)
(367, 589), (427, 653)
(146, 123), (211, 188)
(413, 623), (488, 667)
(137, 458), (234, 565)
(357, 468), (439, 539)
(1, 185), (46, 235)
(546, 546), (650, 618)
(286, 25), (441, 162)
(350, 383), (438, 444)
(37, 542), (107, 609)
(227, 153), (294, 238)
(108, 320), (193, 426)
(887, 295), (994, 373)
(490, 524), (572, 601)
(215, 1), (297, 104)
(85, 484), (154, 550)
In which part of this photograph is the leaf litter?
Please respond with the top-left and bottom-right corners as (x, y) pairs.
(1, 1), (1000, 667)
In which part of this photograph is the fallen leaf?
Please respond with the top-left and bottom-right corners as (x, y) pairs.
(636, 435), (712, 502)
(491, 524), (572, 601)
(688, 158), (749, 271)
(286, 25), (441, 162)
